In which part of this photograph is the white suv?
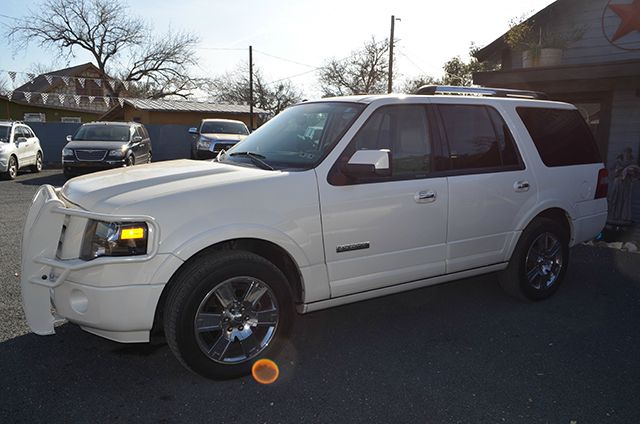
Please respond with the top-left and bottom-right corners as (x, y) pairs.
(21, 87), (608, 379)
(0, 121), (44, 179)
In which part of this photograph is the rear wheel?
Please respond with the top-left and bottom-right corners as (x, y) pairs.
(2, 156), (18, 180)
(147, 151), (152, 163)
(31, 152), (43, 173)
(164, 251), (294, 379)
(499, 218), (569, 301)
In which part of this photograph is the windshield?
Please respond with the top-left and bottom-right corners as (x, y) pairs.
(0, 126), (9, 142)
(201, 121), (249, 135)
(222, 102), (365, 170)
(73, 125), (131, 142)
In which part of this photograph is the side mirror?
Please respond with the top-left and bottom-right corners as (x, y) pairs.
(343, 149), (391, 177)
(188, 127), (198, 134)
(66, 135), (72, 142)
(132, 135), (143, 143)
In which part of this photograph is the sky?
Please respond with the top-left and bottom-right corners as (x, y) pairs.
(0, 0), (556, 98)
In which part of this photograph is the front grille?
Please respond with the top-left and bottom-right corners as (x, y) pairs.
(75, 149), (108, 161)
(214, 143), (237, 152)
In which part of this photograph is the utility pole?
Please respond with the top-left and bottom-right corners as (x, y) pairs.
(249, 45), (254, 131)
(388, 15), (400, 94)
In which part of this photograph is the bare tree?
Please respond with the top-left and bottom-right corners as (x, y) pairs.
(318, 37), (389, 97)
(400, 75), (441, 94)
(8, 0), (200, 99)
(205, 63), (303, 116)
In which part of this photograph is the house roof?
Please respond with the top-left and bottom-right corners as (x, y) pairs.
(114, 98), (269, 115)
(0, 94), (102, 115)
(13, 62), (106, 94)
(474, 0), (566, 62)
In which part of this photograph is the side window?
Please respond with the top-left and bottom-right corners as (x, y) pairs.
(24, 127), (35, 138)
(14, 126), (25, 140)
(140, 126), (150, 139)
(438, 105), (502, 170)
(486, 108), (521, 167)
(350, 105), (432, 178)
(517, 107), (601, 167)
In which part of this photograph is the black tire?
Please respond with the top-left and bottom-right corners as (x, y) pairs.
(30, 152), (43, 173)
(126, 154), (134, 167)
(2, 155), (18, 180)
(147, 151), (152, 164)
(164, 250), (294, 379)
(499, 217), (569, 301)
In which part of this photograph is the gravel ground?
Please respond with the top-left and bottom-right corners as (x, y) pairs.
(0, 169), (67, 341)
(1, 169), (639, 423)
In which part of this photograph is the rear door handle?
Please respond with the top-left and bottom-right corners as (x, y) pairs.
(415, 190), (436, 203)
(514, 181), (530, 192)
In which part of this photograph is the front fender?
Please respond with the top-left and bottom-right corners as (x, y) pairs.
(167, 223), (312, 268)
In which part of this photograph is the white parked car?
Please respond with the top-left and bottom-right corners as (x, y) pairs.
(21, 86), (608, 379)
(188, 119), (250, 160)
(0, 121), (44, 179)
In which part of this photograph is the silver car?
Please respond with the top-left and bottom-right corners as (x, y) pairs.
(0, 121), (44, 180)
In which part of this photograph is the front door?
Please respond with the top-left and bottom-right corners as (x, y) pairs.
(13, 126), (30, 165)
(318, 104), (448, 298)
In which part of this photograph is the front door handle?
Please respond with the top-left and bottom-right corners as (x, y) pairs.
(514, 180), (530, 192)
(415, 190), (436, 203)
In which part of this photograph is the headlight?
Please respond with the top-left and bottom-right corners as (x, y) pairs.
(197, 136), (212, 149)
(80, 220), (148, 260)
(62, 147), (73, 156)
(108, 149), (126, 158)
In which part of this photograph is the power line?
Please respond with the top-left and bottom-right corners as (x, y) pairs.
(253, 49), (318, 69)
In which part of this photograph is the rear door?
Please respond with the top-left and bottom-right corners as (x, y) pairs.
(318, 104), (449, 297)
(435, 103), (538, 273)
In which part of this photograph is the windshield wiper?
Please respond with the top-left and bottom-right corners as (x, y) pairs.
(229, 151), (274, 170)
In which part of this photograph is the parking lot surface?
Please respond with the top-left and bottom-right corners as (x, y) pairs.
(1, 170), (639, 423)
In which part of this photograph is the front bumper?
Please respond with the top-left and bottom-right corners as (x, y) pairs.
(62, 157), (127, 175)
(21, 185), (166, 342)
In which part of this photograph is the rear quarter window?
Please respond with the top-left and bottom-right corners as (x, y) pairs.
(517, 107), (602, 167)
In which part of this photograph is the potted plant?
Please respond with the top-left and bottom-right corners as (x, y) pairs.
(505, 16), (585, 68)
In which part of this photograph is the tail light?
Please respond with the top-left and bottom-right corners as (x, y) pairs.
(595, 168), (608, 199)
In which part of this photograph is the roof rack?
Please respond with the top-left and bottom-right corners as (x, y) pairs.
(414, 85), (549, 100)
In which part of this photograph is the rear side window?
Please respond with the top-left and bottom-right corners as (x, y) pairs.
(517, 107), (601, 167)
(438, 105), (521, 171)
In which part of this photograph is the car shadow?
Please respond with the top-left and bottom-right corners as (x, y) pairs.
(1, 246), (639, 423)
(15, 169), (67, 187)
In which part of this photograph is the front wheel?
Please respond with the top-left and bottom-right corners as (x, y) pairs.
(3, 156), (17, 180)
(164, 251), (294, 379)
(499, 218), (569, 301)
(125, 155), (134, 167)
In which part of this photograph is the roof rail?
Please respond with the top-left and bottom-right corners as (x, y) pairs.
(414, 85), (549, 100)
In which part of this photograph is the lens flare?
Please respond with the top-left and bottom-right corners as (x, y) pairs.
(252, 359), (279, 385)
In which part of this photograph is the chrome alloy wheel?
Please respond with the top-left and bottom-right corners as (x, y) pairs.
(525, 232), (563, 290)
(194, 277), (279, 364)
(8, 157), (17, 179)
(35, 154), (43, 171)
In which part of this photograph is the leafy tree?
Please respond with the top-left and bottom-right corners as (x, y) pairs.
(318, 37), (389, 96)
(442, 43), (499, 86)
(8, 0), (200, 99)
(205, 63), (303, 116)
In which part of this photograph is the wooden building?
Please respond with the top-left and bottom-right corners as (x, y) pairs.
(474, 0), (640, 233)
(99, 98), (270, 129)
(474, 0), (640, 166)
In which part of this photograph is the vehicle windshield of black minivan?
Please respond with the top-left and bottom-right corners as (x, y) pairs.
(201, 121), (249, 135)
(73, 125), (131, 142)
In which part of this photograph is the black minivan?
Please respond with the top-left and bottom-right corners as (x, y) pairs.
(62, 121), (152, 177)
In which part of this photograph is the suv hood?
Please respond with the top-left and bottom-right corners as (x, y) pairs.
(65, 140), (129, 150)
(201, 133), (247, 142)
(60, 159), (275, 212)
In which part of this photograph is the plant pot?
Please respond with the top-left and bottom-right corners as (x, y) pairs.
(522, 48), (563, 68)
